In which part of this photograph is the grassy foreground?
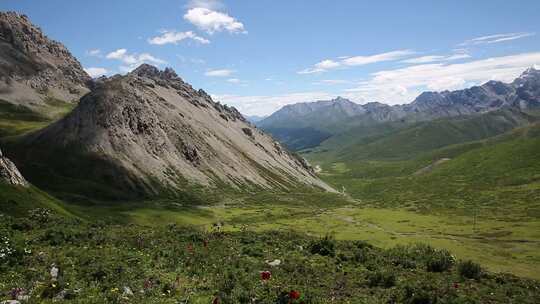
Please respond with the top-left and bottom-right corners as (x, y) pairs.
(1, 208), (540, 303)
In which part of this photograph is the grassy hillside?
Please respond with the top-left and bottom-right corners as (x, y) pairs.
(310, 109), (538, 162)
(314, 123), (540, 215)
(0, 98), (75, 138)
(262, 127), (332, 151)
(0, 183), (75, 218)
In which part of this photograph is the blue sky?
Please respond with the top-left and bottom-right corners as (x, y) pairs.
(1, 0), (540, 115)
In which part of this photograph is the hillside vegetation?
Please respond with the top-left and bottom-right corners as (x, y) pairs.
(1, 208), (539, 303)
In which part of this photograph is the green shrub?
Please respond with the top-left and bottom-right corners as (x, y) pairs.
(426, 249), (455, 272)
(401, 282), (439, 304)
(387, 245), (417, 269)
(458, 260), (483, 280)
(367, 270), (396, 288)
(309, 235), (335, 257)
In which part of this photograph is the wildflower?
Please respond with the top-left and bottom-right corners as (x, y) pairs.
(9, 287), (24, 300)
(453, 282), (459, 289)
(260, 271), (271, 281)
(50, 264), (59, 281)
(289, 290), (301, 300)
(143, 279), (153, 290)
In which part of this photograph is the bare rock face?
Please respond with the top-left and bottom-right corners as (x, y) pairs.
(20, 64), (334, 196)
(0, 12), (91, 109)
(0, 148), (27, 186)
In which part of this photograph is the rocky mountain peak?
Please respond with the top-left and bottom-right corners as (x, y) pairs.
(0, 11), (90, 83)
(130, 64), (181, 81)
(520, 66), (539, 77)
(19, 65), (333, 197)
(332, 96), (350, 103)
(0, 11), (90, 109)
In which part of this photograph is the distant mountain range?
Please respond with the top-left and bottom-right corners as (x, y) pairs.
(0, 12), (333, 200)
(244, 115), (267, 123)
(259, 69), (540, 150)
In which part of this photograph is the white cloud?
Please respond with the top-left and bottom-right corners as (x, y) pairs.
(316, 79), (351, 85)
(184, 7), (246, 34)
(212, 91), (335, 116)
(316, 59), (341, 70)
(344, 52), (540, 105)
(298, 49), (414, 74)
(105, 49), (166, 73)
(86, 49), (102, 57)
(84, 67), (108, 78)
(205, 69), (234, 77)
(402, 53), (471, 64)
(148, 30), (210, 45)
(460, 32), (535, 46)
(227, 78), (241, 83)
(342, 50), (415, 66)
(106, 49), (128, 60)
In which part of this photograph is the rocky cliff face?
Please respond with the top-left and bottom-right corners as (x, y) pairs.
(0, 11), (90, 110)
(19, 64), (333, 196)
(0, 147), (27, 186)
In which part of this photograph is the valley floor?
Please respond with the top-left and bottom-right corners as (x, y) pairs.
(62, 191), (540, 281)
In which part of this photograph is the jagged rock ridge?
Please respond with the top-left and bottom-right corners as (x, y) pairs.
(259, 68), (540, 149)
(0, 147), (27, 186)
(0, 11), (91, 110)
(20, 64), (333, 196)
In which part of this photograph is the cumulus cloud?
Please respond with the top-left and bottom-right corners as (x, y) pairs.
(205, 69), (235, 77)
(212, 91), (335, 116)
(344, 52), (540, 105)
(84, 67), (108, 78)
(184, 7), (246, 34)
(105, 49), (166, 73)
(148, 30), (210, 45)
(460, 32), (535, 46)
(298, 50), (414, 74)
(402, 53), (471, 64)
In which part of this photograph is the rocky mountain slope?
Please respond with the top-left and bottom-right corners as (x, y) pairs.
(0, 147), (27, 186)
(0, 12), (90, 111)
(11, 64), (332, 198)
(260, 69), (540, 150)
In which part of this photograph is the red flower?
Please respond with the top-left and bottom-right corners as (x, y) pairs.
(260, 271), (271, 280)
(212, 297), (220, 304)
(453, 282), (459, 289)
(289, 290), (301, 300)
(143, 279), (153, 290)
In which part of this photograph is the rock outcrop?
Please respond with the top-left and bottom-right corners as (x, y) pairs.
(19, 64), (333, 196)
(0, 12), (90, 110)
(0, 148), (27, 186)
